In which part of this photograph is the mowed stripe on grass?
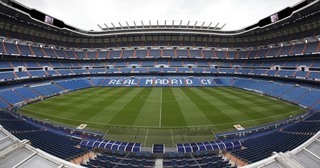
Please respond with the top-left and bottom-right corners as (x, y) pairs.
(181, 87), (235, 127)
(173, 88), (212, 127)
(20, 87), (305, 130)
(109, 88), (153, 125)
(161, 87), (187, 127)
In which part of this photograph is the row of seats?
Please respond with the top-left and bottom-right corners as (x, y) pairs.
(232, 78), (320, 110)
(1, 59), (320, 69)
(283, 121), (320, 133)
(163, 156), (233, 168)
(176, 140), (241, 153)
(0, 79), (92, 108)
(84, 153), (155, 168)
(84, 150), (235, 168)
(231, 112), (320, 163)
(305, 112), (320, 121)
(232, 131), (313, 163)
(1, 68), (320, 84)
(80, 139), (141, 152)
(14, 131), (88, 160)
(0, 111), (37, 134)
(1, 41), (319, 59)
(0, 112), (88, 160)
(80, 137), (241, 154)
(228, 75), (320, 162)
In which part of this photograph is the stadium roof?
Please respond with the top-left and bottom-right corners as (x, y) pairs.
(1, 0), (318, 44)
(14, 0), (301, 31)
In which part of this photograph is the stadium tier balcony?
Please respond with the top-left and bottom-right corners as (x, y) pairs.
(1, 57), (320, 85)
(1, 40), (319, 61)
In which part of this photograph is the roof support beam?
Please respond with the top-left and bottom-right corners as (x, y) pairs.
(97, 24), (103, 30)
(103, 23), (109, 30)
(200, 22), (205, 29)
(133, 21), (137, 28)
(111, 23), (116, 29)
(207, 22), (212, 29)
(193, 21), (198, 29)
(118, 22), (123, 29)
(125, 22), (130, 29)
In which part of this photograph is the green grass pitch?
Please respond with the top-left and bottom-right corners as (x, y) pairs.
(19, 87), (306, 147)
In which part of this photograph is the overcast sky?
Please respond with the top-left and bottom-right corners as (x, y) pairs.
(15, 0), (301, 31)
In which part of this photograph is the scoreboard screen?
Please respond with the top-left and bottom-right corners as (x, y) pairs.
(270, 13), (279, 23)
(44, 15), (54, 25)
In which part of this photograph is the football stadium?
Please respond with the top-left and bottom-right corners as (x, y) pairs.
(0, 0), (320, 167)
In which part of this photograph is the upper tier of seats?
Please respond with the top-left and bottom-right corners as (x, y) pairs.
(2, 59), (320, 69)
(0, 41), (319, 60)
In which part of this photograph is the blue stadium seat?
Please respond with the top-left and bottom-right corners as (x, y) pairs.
(14, 87), (40, 100)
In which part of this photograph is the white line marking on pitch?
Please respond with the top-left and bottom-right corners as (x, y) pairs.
(144, 129), (149, 147)
(102, 129), (110, 139)
(171, 129), (174, 148)
(159, 88), (163, 128)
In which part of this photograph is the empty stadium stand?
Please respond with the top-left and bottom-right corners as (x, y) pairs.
(0, 125), (83, 168)
(0, 112), (88, 161)
(0, 0), (319, 167)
